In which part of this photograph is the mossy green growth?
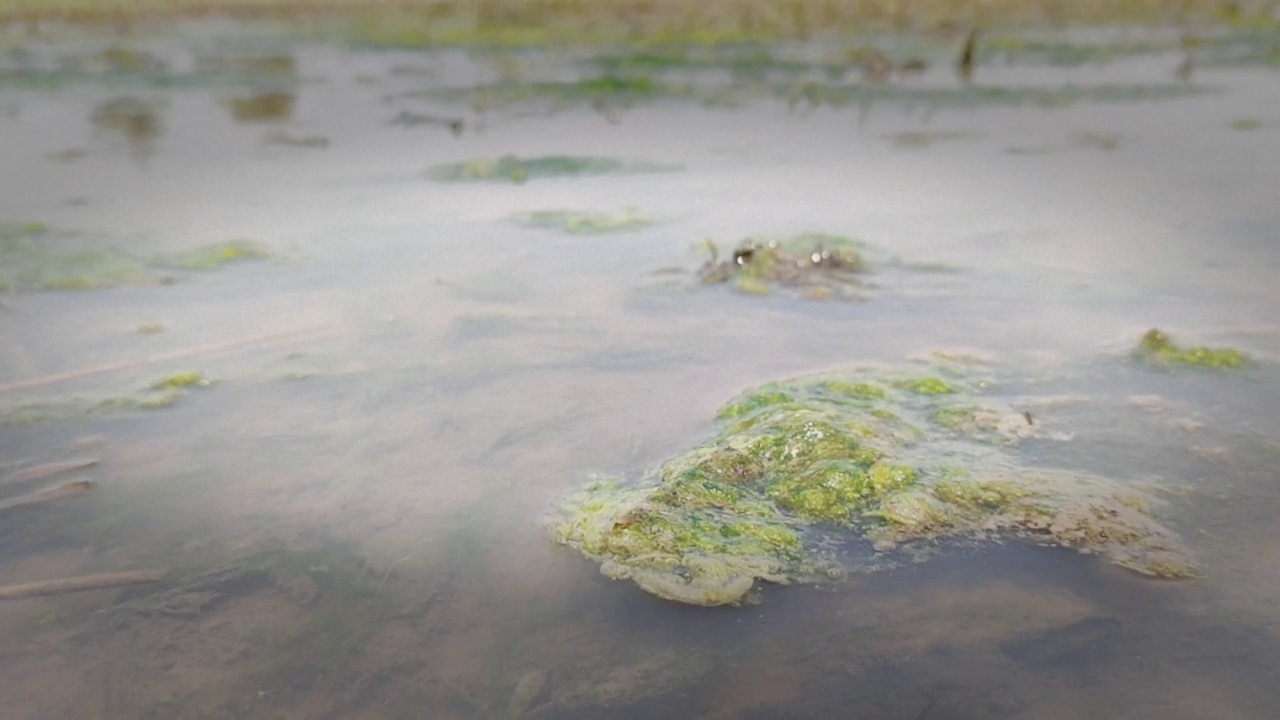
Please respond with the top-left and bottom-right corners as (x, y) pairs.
(457, 75), (682, 109)
(167, 240), (273, 270)
(515, 208), (652, 235)
(552, 360), (1194, 606)
(698, 233), (868, 300)
(1135, 328), (1247, 369)
(1229, 117), (1263, 131)
(428, 155), (677, 183)
(152, 371), (207, 390)
(893, 377), (957, 395)
(0, 371), (213, 425)
(0, 222), (152, 291)
(0, 223), (274, 292)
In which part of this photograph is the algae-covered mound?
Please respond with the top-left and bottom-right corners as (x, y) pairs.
(1135, 328), (1247, 369)
(551, 361), (1193, 606)
(697, 233), (868, 300)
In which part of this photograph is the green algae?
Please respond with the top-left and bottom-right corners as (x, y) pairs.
(783, 80), (1205, 112)
(166, 240), (274, 270)
(90, 96), (163, 154)
(893, 377), (956, 395)
(195, 53), (297, 78)
(589, 47), (816, 78)
(0, 41), (303, 92)
(454, 75), (684, 110)
(152, 371), (208, 390)
(0, 223), (274, 292)
(263, 130), (331, 148)
(0, 371), (213, 426)
(698, 233), (868, 300)
(551, 360), (1194, 606)
(1229, 117), (1263, 131)
(515, 208), (653, 235)
(428, 155), (678, 183)
(888, 130), (975, 148)
(227, 91), (294, 122)
(0, 222), (153, 291)
(1135, 328), (1248, 369)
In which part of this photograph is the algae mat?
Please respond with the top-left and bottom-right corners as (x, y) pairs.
(551, 357), (1194, 606)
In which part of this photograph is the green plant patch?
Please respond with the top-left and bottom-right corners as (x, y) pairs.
(428, 154), (678, 183)
(453, 75), (686, 109)
(515, 208), (652, 235)
(0, 44), (304, 91)
(164, 240), (274, 270)
(1134, 328), (1248, 369)
(0, 223), (153, 291)
(783, 80), (1206, 112)
(586, 45), (833, 81)
(551, 359), (1194, 607)
(0, 224), (275, 292)
(0, 371), (214, 426)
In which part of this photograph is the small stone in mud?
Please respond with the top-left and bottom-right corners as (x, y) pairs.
(509, 670), (549, 717)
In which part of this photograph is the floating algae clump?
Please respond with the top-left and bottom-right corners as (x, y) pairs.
(515, 208), (653, 235)
(551, 362), (1194, 606)
(697, 233), (868, 300)
(428, 155), (676, 183)
(151, 371), (208, 390)
(0, 224), (273, 292)
(1135, 328), (1247, 369)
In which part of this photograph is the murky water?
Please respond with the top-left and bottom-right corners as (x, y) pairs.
(1, 20), (1279, 719)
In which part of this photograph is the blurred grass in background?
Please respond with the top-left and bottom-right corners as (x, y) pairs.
(0, 0), (1277, 46)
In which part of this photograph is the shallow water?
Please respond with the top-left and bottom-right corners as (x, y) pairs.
(1, 21), (1279, 719)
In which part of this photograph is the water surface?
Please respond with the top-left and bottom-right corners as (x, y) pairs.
(1, 22), (1279, 719)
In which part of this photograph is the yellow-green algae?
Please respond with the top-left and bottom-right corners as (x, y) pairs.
(1135, 328), (1247, 369)
(698, 233), (868, 300)
(151, 371), (208, 390)
(515, 208), (653, 235)
(0, 223), (274, 292)
(166, 240), (273, 270)
(428, 155), (677, 183)
(551, 361), (1193, 606)
(0, 371), (213, 425)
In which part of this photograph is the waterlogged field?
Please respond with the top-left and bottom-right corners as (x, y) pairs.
(1, 6), (1279, 718)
